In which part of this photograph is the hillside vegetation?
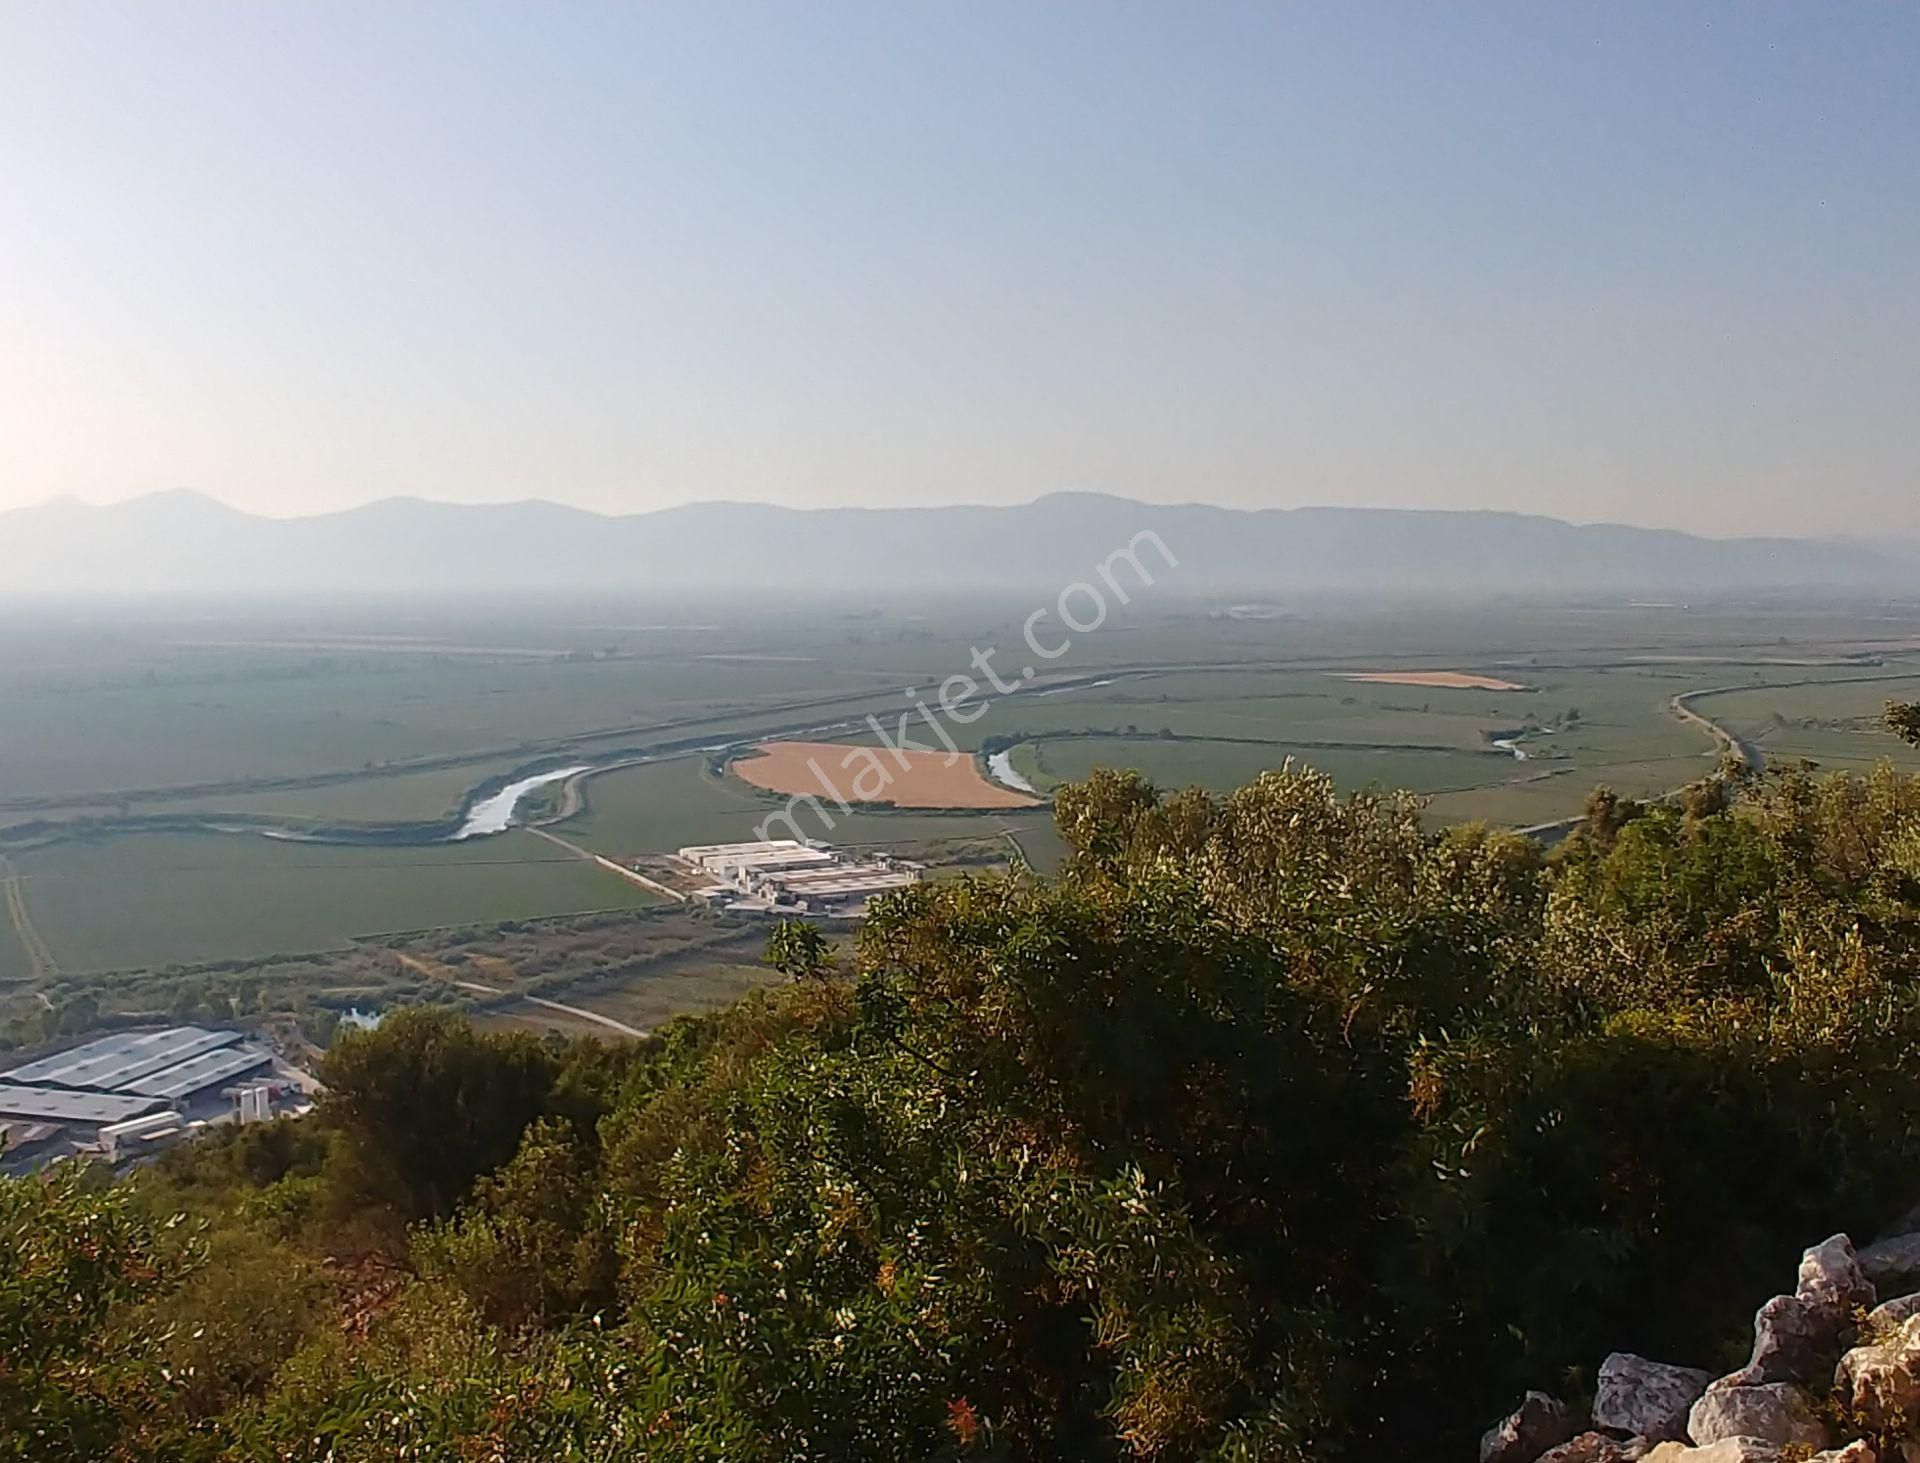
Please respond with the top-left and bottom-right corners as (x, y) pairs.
(10, 731), (1920, 1459)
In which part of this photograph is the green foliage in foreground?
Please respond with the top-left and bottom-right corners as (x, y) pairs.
(9, 757), (1920, 1460)
(1891, 699), (1920, 749)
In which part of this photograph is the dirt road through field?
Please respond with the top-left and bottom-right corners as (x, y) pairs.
(526, 827), (686, 900)
(389, 947), (648, 1039)
(1670, 688), (1765, 773)
(0, 854), (57, 981)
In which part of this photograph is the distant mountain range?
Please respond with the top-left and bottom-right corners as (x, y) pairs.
(0, 490), (1910, 597)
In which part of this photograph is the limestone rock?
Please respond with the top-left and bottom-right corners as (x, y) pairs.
(1836, 1312), (1920, 1433)
(1800, 1234), (1876, 1315)
(1537, 1434), (1650, 1462)
(1686, 1383), (1826, 1449)
(1592, 1353), (1713, 1441)
(1857, 1232), (1920, 1296)
(1642, 1441), (1781, 1462)
(1722, 1294), (1834, 1386)
(1481, 1391), (1575, 1463)
(1809, 1443), (1876, 1462)
(1869, 1291), (1920, 1332)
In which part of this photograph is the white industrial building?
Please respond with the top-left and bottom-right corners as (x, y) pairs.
(673, 839), (919, 913)
(0, 1025), (281, 1168)
(99, 1110), (187, 1163)
(677, 839), (838, 878)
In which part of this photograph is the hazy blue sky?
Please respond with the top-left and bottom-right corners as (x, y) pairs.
(2, 3), (1915, 534)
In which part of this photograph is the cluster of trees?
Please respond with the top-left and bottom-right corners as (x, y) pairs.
(9, 714), (1920, 1459)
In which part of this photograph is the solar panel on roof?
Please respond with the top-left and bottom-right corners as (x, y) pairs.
(0, 1083), (166, 1125)
(122, 1046), (272, 1101)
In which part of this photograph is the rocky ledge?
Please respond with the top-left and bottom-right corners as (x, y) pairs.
(1480, 1215), (1920, 1463)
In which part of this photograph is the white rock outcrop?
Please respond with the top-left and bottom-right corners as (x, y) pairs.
(1480, 1223), (1920, 1461)
(1836, 1312), (1920, 1435)
(1686, 1383), (1826, 1450)
(1592, 1353), (1713, 1442)
(1810, 1443), (1877, 1462)
(1800, 1234), (1877, 1316)
(1537, 1435), (1650, 1463)
(1723, 1293), (1833, 1387)
(1869, 1292), (1920, 1332)
(1642, 1440), (1781, 1462)
(1640, 1432), (1870, 1460)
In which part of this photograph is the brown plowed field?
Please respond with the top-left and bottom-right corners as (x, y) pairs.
(733, 740), (1040, 809)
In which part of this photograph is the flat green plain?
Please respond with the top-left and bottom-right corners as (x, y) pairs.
(0, 931), (27, 983)
(5, 595), (1919, 984)
(561, 755), (1063, 869)
(16, 830), (660, 974)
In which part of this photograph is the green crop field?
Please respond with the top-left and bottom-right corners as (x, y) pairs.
(560, 754), (1063, 870)
(1019, 735), (1493, 798)
(14, 830), (661, 974)
(0, 932), (27, 984)
(1701, 674), (1920, 774)
(962, 660), (1785, 825)
(3, 594), (1917, 1019)
(562, 756), (794, 853)
(572, 956), (784, 1031)
(153, 756), (545, 825)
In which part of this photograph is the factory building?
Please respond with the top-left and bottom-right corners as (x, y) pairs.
(0, 1025), (280, 1169)
(0, 1119), (65, 1174)
(676, 839), (839, 878)
(98, 1110), (189, 1163)
(0, 1082), (167, 1126)
(672, 839), (920, 914)
(6, 1025), (239, 1091)
(757, 864), (919, 908)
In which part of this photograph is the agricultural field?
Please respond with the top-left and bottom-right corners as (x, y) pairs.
(577, 957), (780, 1031)
(1016, 737), (1492, 801)
(5, 591), (1920, 1038)
(384, 906), (784, 1035)
(733, 739), (1040, 809)
(957, 656), (1920, 825)
(1700, 673), (1920, 775)
(0, 914), (28, 983)
(10, 829), (661, 974)
(184, 757), (544, 825)
(950, 663), (1707, 821)
(0, 902), (787, 1066)
(560, 754), (1061, 871)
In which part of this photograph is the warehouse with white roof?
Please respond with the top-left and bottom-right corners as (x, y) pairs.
(0, 1025), (279, 1167)
(671, 839), (919, 913)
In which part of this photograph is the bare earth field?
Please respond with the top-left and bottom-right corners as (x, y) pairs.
(733, 740), (1041, 809)
(1336, 671), (1529, 691)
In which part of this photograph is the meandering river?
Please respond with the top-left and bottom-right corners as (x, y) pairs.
(986, 750), (1039, 795)
(452, 765), (590, 840)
